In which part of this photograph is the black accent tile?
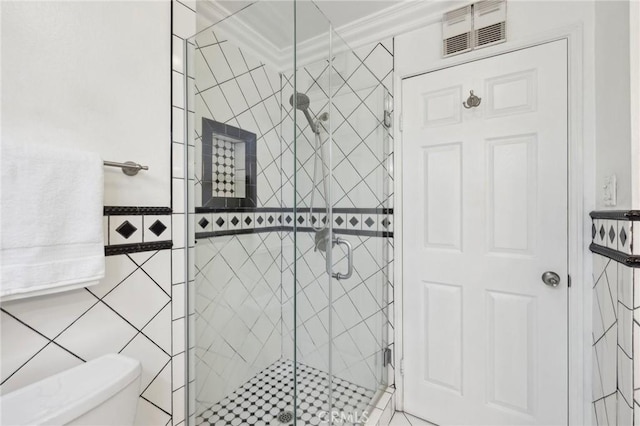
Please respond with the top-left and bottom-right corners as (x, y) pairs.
(381, 218), (390, 229)
(589, 243), (640, 267)
(620, 227), (627, 247)
(590, 210), (640, 220)
(609, 226), (616, 243)
(195, 227), (394, 239)
(104, 206), (172, 216)
(268, 215), (274, 224)
(216, 217), (225, 228)
(105, 241), (172, 256)
(592, 223), (596, 239)
(285, 215), (292, 224)
(198, 217), (210, 229)
(244, 216), (252, 226)
(335, 216), (344, 226)
(364, 217), (375, 228)
(297, 215), (304, 225)
(116, 221), (137, 239)
(231, 216), (240, 226)
(600, 225), (605, 240)
(148, 220), (167, 237)
(257, 216), (264, 225)
(349, 216), (359, 227)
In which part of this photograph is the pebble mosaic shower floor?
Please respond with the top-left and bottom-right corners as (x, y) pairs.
(196, 360), (376, 426)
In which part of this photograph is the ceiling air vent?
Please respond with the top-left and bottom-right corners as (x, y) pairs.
(473, 0), (507, 48)
(442, 5), (473, 57)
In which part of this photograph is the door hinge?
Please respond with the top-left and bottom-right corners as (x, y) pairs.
(399, 113), (403, 132)
(400, 358), (405, 376)
(383, 347), (393, 367)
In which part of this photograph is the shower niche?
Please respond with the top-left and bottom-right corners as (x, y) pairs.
(200, 118), (257, 208)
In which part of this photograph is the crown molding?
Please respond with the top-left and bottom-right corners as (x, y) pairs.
(196, 0), (287, 70)
(289, 1), (457, 68)
(197, 0), (458, 71)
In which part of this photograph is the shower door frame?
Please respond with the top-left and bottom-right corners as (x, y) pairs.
(393, 24), (590, 425)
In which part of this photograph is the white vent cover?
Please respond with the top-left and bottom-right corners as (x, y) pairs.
(474, 0), (507, 48)
(442, 1), (507, 57)
(442, 5), (473, 57)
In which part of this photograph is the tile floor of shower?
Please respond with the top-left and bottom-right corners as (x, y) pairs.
(195, 359), (437, 426)
(195, 360), (376, 426)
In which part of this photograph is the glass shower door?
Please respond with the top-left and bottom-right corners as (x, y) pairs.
(291, 15), (390, 423)
(327, 42), (390, 421)
(187, 2), (302, 425)
(288, 3), (334, 424)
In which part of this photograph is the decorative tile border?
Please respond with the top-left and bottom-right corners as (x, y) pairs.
(194, 208), (394, 239)
(104, 206), (172, 255)
(104, 241), (174, 256)
(104, 206), (172, 215)
(589, 210), (640, 220)
(589, 210), (640, 264)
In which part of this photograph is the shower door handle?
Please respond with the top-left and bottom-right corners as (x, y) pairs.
(327, 237), (353, 280)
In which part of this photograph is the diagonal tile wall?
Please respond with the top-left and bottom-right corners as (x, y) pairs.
(282, 232), (391, 390)
(194, 232), (283, 406)
(589, 214), (639, 426)
(190, 28), (285, 409)
(193, 30), (283, 209)
(592, 253), (621, 425)
(1, 251), (174, 424)
(281, 40), (394, 211)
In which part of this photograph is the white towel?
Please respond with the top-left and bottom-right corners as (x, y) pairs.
(1, 141), (105, 301)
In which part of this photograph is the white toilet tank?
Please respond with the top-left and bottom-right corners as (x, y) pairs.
(1, 354), (141, 426)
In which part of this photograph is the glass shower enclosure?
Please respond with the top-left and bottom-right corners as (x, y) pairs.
(185, 1), (392, 424)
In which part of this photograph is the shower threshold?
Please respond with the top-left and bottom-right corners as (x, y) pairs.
(196, 360), (375, 426)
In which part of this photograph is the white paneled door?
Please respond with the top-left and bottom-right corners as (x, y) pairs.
(401, 40), (568, 425)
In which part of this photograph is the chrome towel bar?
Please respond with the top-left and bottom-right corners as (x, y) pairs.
(103, 161), (149, 176)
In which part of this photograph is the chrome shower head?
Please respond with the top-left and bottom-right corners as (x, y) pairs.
(289, 92), (317, 133)
(289, 92), (311, 111)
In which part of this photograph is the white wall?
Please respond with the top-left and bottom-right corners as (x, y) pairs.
(1, 1), (171, 206)
(630, 0), (640, 208)
(0, 2), (177, 424)
(595, 0), (631, 210)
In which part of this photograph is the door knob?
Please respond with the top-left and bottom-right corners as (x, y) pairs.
(541, 271), (561, 287)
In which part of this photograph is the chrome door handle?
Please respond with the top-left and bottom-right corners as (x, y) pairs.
(326, 237), (353, 280)
(541, 271), (561, 287)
